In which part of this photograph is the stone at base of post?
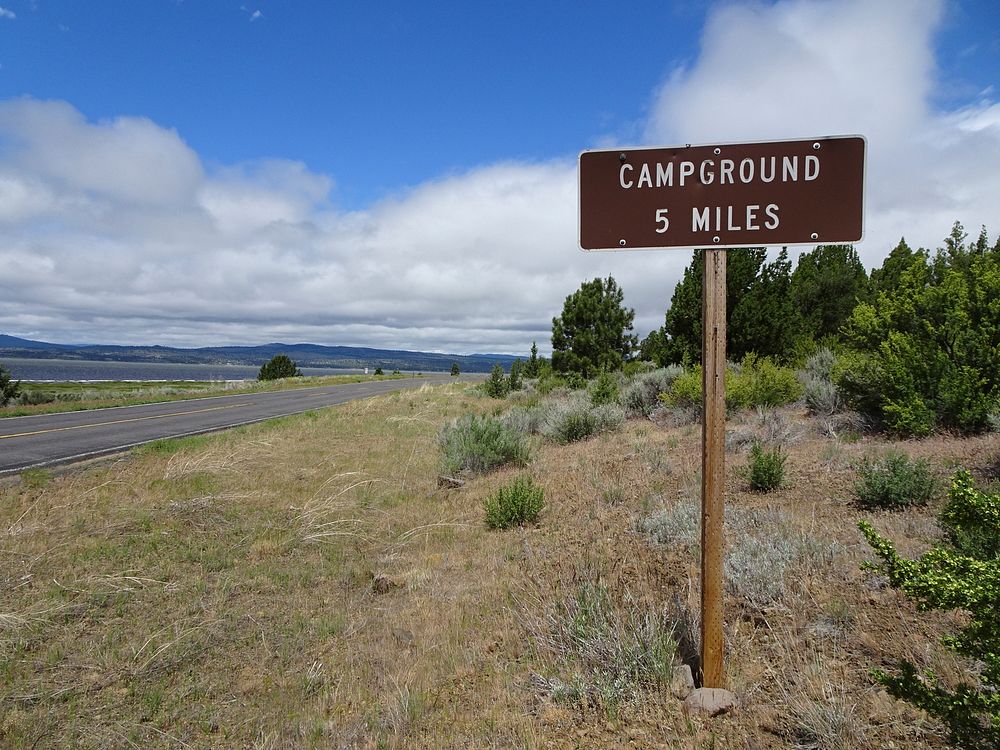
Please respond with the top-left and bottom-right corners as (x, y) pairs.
(683, 687), (740, 718)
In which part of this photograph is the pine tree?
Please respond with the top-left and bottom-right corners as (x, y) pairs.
(508, 360), (523, 391)
(551, 276), (636, 378)
(258, 354), (302, 381)
(789, 244), (869, 342)
(0, 361), (21, 407)
(523, 342), (540, 378)
(483, 364), (509, 398)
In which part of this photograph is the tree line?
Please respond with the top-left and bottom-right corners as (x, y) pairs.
(548, 221), (1000, 435)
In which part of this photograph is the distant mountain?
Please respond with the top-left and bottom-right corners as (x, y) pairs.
(0, 334), (77, 350)
(0, 335), (521, 373)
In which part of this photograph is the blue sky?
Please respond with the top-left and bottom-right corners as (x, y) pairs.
(1, 1), (709, 208)
(0, 1), (998, 353)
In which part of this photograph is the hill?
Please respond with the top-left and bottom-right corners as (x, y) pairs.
(0, 335), (519, 373)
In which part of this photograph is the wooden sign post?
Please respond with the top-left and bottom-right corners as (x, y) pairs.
(700, 247), (727, 687)
(578, 135), (865, 690)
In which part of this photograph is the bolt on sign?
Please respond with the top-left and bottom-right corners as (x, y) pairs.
(579, 135), (866, 251)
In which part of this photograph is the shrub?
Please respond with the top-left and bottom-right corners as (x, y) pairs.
(439, 414), (530, 476)
(258, 354), (301, 381)
(540, 396), (623, 444)
(802, 374), (843, 416)
(450, 362), (460, 376)
(853, 452), (941, 510)
(619, 366), (683, 417)
(725, 532), (796, 607)
(635, 501), (699, 548)
(726, 353), (803, 411)
(590, 371), (619, 406)
(548, 406), (597, 444)
(859, 471), (1000, 748)
(744, 442), (787, 492)
(839, 231), (1000, 436)
(374, 367), (383, 376)
(802, 346), (837, 381)
(483, 364), (509, 399)
(501, 405), (544, 435)
(16, 389), (54, 406)
(484, 475), (544, 529)
(639, 502), (841, 611)
(535, 373), (567, 395)
(590, 403), (626, 433)
(661, 366), (702, 408)
(800, 348), (843, 416)
(1, 361), (22, 407)
(727, 408), (797, 453)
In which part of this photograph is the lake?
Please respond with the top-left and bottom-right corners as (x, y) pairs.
(2, 357), (370, 382)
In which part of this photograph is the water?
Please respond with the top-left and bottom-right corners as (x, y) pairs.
(2, 357), (369, 382)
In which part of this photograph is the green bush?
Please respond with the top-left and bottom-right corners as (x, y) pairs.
(484, 475), (544, 529)
(853, 452), (940, 510)
(589, 371), (619, 406)
(744, 442), (787, 492)
(661, 366), (703, 408)
(659, 357), (801, 413)
(860, 471), (1000, 747)
(726, 353), (803, 410)
(554, 409), (597, 443)
(439, 414), (530, 476)
(839, 227), (1000, 436)
(258, 354), (302, 381)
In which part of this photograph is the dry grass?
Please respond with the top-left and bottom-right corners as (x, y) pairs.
(1, 385), (997, 748)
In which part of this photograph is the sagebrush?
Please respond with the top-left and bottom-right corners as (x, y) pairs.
(853, 452), (940, 510)
(439, 414), (530, 475)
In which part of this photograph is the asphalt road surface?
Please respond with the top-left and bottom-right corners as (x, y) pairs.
(0, 376), (463, 475)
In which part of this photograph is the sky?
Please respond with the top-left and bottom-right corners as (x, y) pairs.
(0, 0), (998, 355)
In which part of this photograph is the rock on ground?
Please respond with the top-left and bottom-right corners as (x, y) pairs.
(683, 687), (739, 717)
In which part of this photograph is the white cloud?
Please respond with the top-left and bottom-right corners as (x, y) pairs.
(0, 6), (15, 20)
(249, 10), (262, 22)
(644, 0), (998, 269)
(0, 99), (203, 208)
(0, 1), (997, 354)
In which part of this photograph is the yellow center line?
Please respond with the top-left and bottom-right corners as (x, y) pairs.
(0, 402), (252, 440)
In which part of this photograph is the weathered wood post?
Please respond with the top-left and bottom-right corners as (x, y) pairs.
(701, 247), (726, 688)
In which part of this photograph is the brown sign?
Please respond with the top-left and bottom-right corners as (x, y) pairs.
(579, 135), (865, 251)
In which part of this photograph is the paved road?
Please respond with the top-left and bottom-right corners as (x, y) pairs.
(0, 376), (462, 475)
